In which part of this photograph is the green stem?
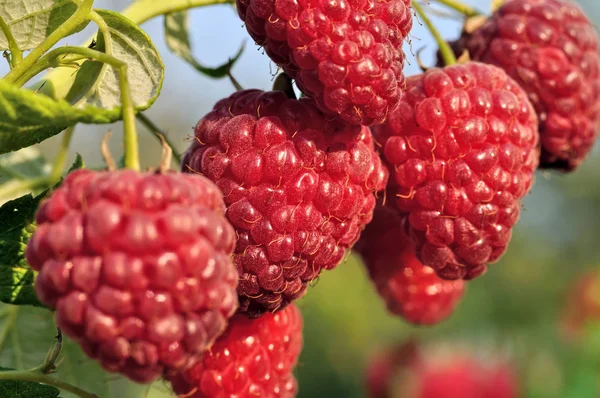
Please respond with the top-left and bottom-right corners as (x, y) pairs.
(0, 370), (98, 398)
(0, 16), (22, 67)
(0, 178), (48, 202)
(430, 0), (481, 17)
(0, 164), (28, 180)
(49, 127), (75, 185)
(136, 113), (182, 164)
(122, 0), (234, 25)
(413, 1), (457, 66)
(2, 0), (94, 83)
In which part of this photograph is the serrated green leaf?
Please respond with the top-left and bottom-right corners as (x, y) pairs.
(0, 192), (47, 307)
(164, 11), (244, 78)
(65, 9), (164, 111)
(0, 0), (89, 51)
(0, 80), (114, 155)
(0, 305), (175, 398)
(0, 367), (60, 398)
(65, 154), (84, 174)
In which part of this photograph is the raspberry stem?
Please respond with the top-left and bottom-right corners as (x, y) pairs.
(0, 15), (22, 67)
(413, 2), (457, 66)
(429, 0), (481, 17)
(48, 127), (75, 186)
(0, 369), (99, 398)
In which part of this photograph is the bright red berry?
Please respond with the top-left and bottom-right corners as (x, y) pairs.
(372, 62), (539, 280)
(235, 0), (413, 126)
(356, 207), (465, 325)
(26, 169), (238, 383)
(449, 0), (600, 171)
(168, 304), (303, 398)
(182, 89), (388, 317)
(366, 342), (519, 398)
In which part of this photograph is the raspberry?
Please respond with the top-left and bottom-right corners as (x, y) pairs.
(25, 169), (238, 383)
(372, 62), (539, 280)
(183, 89), (388, 316)
(168, 304), (303, 398)
(366, 342), (518, 398)
(235, 0), (413, 125)
(560, 269), (600, 340)
(448, 0), (600, 171)
(356, 207), (464, 325)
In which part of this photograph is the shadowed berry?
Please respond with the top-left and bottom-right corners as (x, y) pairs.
(356, 207), (465, 325)
(236, 0), (413, 126)
(373, 62), (539, 280)
(168, 304), (303, 398)
(183, 89), (387, 317)
(26, 169), (238, 383)
(449, 0), (600, 171)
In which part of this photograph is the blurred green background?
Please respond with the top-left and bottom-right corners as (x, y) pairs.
(1, 0), (600, 397)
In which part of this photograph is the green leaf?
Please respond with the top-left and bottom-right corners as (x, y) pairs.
(65, 9), (164, 111)
(0, 192), (47, 307)
(0, 305), (175, 398)
(0, 148), (50, 184)
(0, 367), (60, 398)
(0, 0), (89, 51)
(164, 11), (244, 78)
(0, 80), (113, 155)
(65, 154), (84, 175)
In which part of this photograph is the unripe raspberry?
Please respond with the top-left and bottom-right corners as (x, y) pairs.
(373, 62), (539, 280)
(236, 0), (413, 126)
(356, 207), (464, 325)
(183, 89), (387, 316)
(26, 169), (238, 383)
(168, 304), (303, 398)
(449, 0), (600, 171)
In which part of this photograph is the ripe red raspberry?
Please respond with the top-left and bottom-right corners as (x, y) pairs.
(183, 89), (388, 316)
(26, 169), (238, 383)
(372, 62), (539, 280)
(356, 207), (464, 325)
(560, 269), (600, 341)
(366, 342), (518, 398)
(168, 304), (303, 398)
(448, 0), (600, 171)
(235, 0), (413, 126)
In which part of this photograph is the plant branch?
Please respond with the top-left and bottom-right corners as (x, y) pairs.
(413, 1), (457, 66)
(0, 15), (22, 67)
(0, 369), (99, 398)
(49, 127), (75, 185)
(136, 113), (182, 165)
(122, 0), (234, 25)
(429, 0), (481, 17)
(2, 0), (95, 84)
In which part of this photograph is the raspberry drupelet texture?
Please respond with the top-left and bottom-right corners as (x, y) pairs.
(449, 0), (600, 171)
(373, 62), (539, 280)
(235, 0), (413, 126)
(356, 207), (464, 325)
(183, 89), (388, 317)
(26, 169), (239, 383)
(168, 304), (303, 398)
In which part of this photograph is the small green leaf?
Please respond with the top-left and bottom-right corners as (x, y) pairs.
(0, 367), (60, 398)
(0, 0), (90, 51)
(0, 192), (48, 307)
(66, 154), (84, 175)
(164, 11), (244, 78)
(65, 9), (164, 111)
(0, 80), (113, 155)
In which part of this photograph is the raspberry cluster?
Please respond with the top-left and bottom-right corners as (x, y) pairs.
(449, 0), (600, 171)
(168, 304), (303, 398)
(373, 62), (539, 280)
(236, 0), (414, 125)
(183, 89), (387, 317)
(26, 169), (238, 382)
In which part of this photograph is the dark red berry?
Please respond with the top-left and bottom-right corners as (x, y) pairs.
(373, 62), (539, 280)
(356, 207), (464, 325)
(26, 169), (238, 383)
(182, 89), (388, 316)
(448, 0), (600, 171)
(168, 304), (303, 398)
(236, 0), (413, 126)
